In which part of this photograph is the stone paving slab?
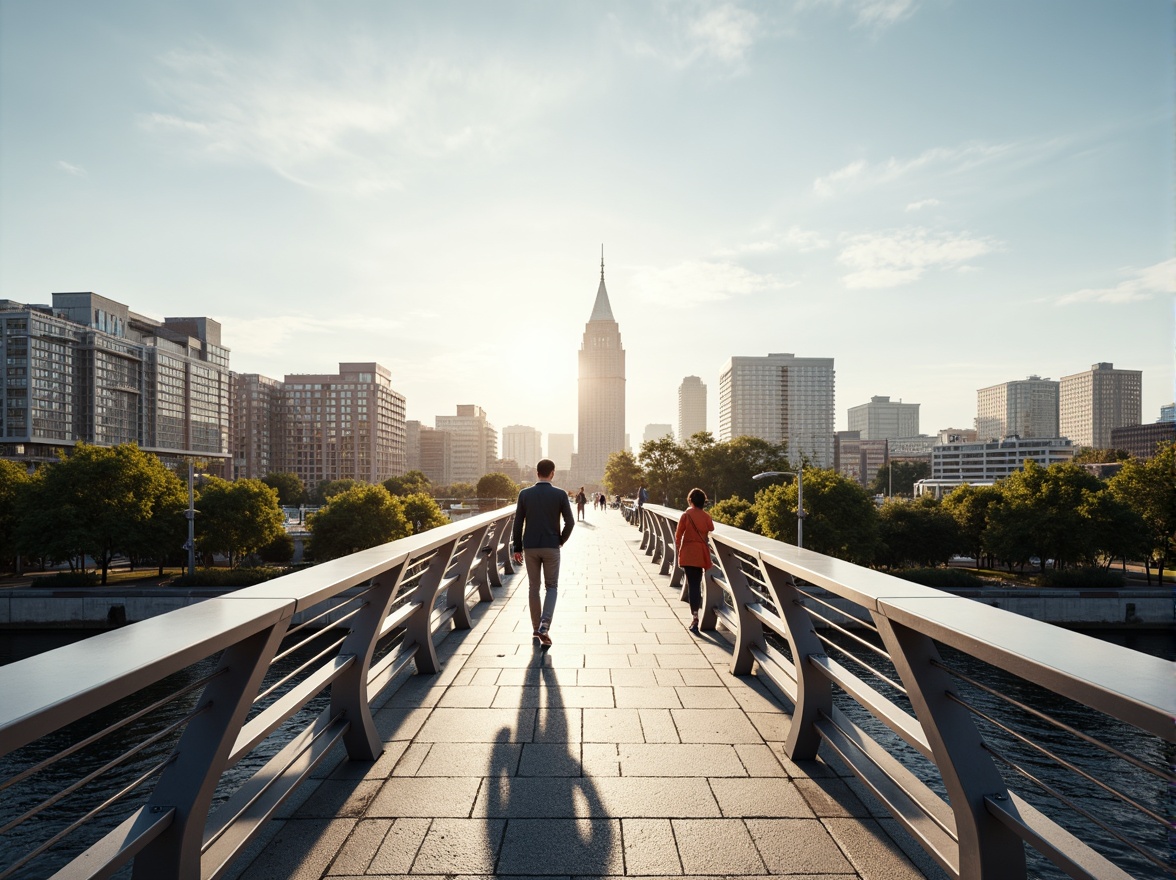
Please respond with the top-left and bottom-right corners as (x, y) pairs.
(235, 511), (935, 880)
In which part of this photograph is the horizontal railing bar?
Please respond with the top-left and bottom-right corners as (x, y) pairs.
(932, 658), (1176, 786)
(813, 631), (908, 697)
(0, 667), (222, 796)
(367, 643), (420, 695)
(280, 589), (370, 641)
(49, 804), (175, 880)
(985, 792), (1134, 880)
(803, 604), (893, 665)
(0, 705), (200, 837)
(746, 601), (788, 639)
(984, 743), (1174, 876)
(808, 653), (931, 760)
(271, 602), (366, 665)
(253, 633), (348, 706)
(950, 693), (1170, 829)
(2, 754), (174, 880)
(378, 600), (421, 641)
(228, 655), (354, 768)
(795, 585), (878, 632)
(748, 644), (798, 703)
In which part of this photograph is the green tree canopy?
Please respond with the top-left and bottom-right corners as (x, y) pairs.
(1072, 447), (1131, 464)
(436, 482), (476, 499)
(876, 496), (959, 570)
(941, 484), (1003, 567)
(698, 435), (792, 505)
(0, 460), (31, 573)
(197, 477), (285, 567)
(755, 468), (879, 565)
(869, 461), (931, 498)
(383, 470), (432, 497)
(1109, 442), (1176, 583)
(709, 496), (758, 532)
(475, 472), (519, 501)
(262, 472), (306, 506)
(603, 450), (643, 497)
(308, 484), (410, 560)
(401, 492), (450, 533)
(311, 478), (362, 504)
(638, 436), (688, 506)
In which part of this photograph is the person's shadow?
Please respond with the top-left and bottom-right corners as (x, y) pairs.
(483, 644), (615, 873)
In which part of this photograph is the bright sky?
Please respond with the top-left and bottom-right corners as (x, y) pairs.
(2, 1), (1172, 452)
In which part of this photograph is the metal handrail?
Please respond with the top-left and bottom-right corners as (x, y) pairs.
(0, 505), (516, 880)
(634, 503), (1175, 880)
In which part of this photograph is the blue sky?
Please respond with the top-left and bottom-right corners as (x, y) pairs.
(2, 1), (1172, 450)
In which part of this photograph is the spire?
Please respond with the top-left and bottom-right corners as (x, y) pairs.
(589, 245), (615, 322)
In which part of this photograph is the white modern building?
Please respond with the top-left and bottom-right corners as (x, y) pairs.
(678, 376), (707, 440)
(643, 423), (673, 445)
(847, 396), (919, 440)
(976, 376), (1059, 441)
(436, 404), (497, 484)
(502, 425), (542, 472)
(1059, 362), (1142, 449)
(718, 352), (835, 467)
(916, 436), (1075, 497)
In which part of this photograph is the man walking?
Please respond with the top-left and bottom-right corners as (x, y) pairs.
(512, 459), (575, 648)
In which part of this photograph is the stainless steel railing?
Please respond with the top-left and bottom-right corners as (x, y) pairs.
(0, 507), (515, 880)
(632, 503), (1175, 880)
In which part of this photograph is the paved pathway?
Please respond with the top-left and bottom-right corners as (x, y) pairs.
(235, 510), (940, 880)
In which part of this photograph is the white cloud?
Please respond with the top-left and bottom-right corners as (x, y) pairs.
(717, 225), (830, 256)
(140, 41), (573, 195)
(57, 160), (86, 177)
(838, 227), (998, 289)
(800, 0), (919, 31)
(814, 143), (1014, 198)
(905, 198), (940, 212)
(1055, 259), (1176, 306)
(630, 259), (787, 306)
(625, 2), (760, 70)
(221, 312), (405, 359)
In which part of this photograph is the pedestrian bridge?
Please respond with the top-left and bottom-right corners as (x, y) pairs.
(0, 505), (1171, 880)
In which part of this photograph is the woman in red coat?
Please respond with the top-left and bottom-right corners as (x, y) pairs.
(674, 487), (714, 634)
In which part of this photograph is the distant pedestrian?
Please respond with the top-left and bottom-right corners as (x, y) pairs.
(637, 484), (649, 509)
(576, 487), (587, 521)
(512, 459), (575, 648)
(675, 487), (714, 635)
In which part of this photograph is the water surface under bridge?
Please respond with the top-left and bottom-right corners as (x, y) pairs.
(232, 510), (937, 880)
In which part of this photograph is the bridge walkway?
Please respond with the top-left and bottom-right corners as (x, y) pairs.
(234, 509), (939, 880)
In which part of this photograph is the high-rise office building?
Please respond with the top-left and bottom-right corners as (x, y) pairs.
(502, 425), (542, 472)
(678, 376), (707, 441)
(718, 352), (835, 467)
(643, 424), (673, 445)
(1059, 362), (1142, 448)
(547, 433), (574, 471)
(280, 363), (406, 488)
(405, 420), (422, 472)
(436, 405), (497, 484)
(976, 376), (1059, 441)
(1, 292), (230, 470)
(417, 426), (452, 487)
(575, 256), (625, 485)
(1160, 403), (1175, 424)
(231, 373), (283, 479)
(847, 396), (919, 440)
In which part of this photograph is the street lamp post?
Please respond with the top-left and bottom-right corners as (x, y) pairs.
(752, 470), (805, 549)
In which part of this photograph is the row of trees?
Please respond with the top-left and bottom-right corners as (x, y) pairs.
(260, 470), (522, 507)
(0, 446), (502, 580)
(606, 435), (1175, 582)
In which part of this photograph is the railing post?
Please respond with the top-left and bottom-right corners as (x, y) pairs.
(657, 514), (675, 576)
(447, 524), (492, 630)
(639, 509), (651, 551)
(761, 565), (830, 759)
(485, 516), (510, 588)
(650, 514), (665, 564)
(711, 542), (764, 676)
(497, 513), (516, 577)
(873, 613), (1027, 880)
(403, 537), (460, 674)
(331, 561), (409, 761)
(133, 616), (291, 880)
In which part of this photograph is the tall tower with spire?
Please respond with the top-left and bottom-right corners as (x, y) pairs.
(575, 249), (626, 486)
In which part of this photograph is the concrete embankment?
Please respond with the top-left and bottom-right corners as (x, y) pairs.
(0, 585), (1172, 629)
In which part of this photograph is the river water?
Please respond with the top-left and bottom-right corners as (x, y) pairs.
(0, 627), (1172, 879)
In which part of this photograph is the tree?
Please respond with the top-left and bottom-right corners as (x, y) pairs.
(197, 478), (285, 567)
(257, 531), (295, 564)
(603, 449), (644, 498)
(263, 472), (306, 506)
(308, 485), (410, 560)
(310, 478), (362, 504)
(876, 497), (959, 570)
(1072, 447), (1131, 464)
(1077, 489), (1146, 569)
(710, 496), (759, 532)
(638, 436), (688, 506)
(700, 435), (791, 504)
(870, 461), (931, 498)
(383, 470), (432, 497)
(476, 472), (519, 502)
(436, 482), (476, 499)
(755, 468), (879, 565)
(401, 492), (450, 533)
(942, 484), (1003, 568)
(1109, 442), (1176, 584)
(0, 460), (31, 573)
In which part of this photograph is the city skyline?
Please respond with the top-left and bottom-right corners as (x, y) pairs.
(1, 2), (1171, 440)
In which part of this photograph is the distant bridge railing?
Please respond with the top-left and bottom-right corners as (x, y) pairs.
(633, 503), (1174, 880)
(0, 507), (515, 880)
